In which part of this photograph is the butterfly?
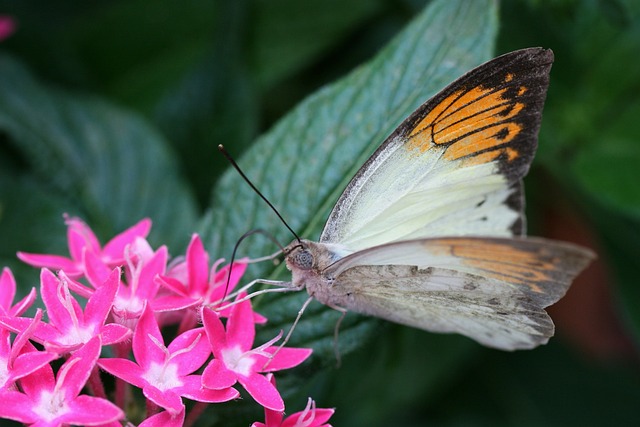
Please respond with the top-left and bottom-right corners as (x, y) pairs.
(229, 48), (594, 351)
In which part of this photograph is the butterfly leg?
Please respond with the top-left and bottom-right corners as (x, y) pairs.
(326, 303), (348, 367)
(213, 279), (298, 311)
(263, 295), (315, 369)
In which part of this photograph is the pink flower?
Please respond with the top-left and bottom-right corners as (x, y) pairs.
(252, 375), (334, 427)
(156, 234), (248, 311)
(0, 336), (124, 426)
(0, 267), (36, 317)
(98, 304), (238, 415)
(102, 237), (168, 330)
(201, 298), (312, 412)
(0, 16), (16, 41)
(18, 216), (151, 278)
(0, 310), (58, 391)
(0, 268), (131, 354)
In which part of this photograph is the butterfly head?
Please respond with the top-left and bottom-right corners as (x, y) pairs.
(284, 240), (316, 271)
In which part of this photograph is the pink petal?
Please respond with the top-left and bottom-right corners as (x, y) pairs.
(62, 394), (124, 425)
(178, 375), (239, 403)
(83, 248), (112, 289)
(101, 218), (152, 264)
(167, 328), (210, 376)
(100, 323), (132, 345)
(151, 294), (199, 312)
(0, 267), (16, 310)
(238, 372), (284, 412)
(16, 252), (80, 276)
(0, 328), (9, 357)
(9, 287), (37, 317)
(202, 358), (237, 390)
(11, 349), (58, 384)
(155, 275), (189, 297)
(60, 336), (101, 398)
(40, 269), (79, 328)
(282, 408), (335, 427)
(98, 357), (145, 388)
(83, 268), (120, 327)
(0, 16), (16, 41)
(139, 408), (185, 427)
(0, 390), (37, 422)
(226, 296), (256, 351)
(262, 347), (313, 372)
(10, 310), (44, 359)
(186, 234), (209, 294)
(201, 307), (227, 359)
(211, 260), (248, 296)
(66, 216), (101, 260)
(135, 246), (167, 300)
(133, 305), (165, 368)
(20, 357), (55, 398)
(143, 385), (184, 415)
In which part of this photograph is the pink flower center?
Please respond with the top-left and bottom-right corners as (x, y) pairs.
(142, 361), (183, 391)
(221, 345), (255, 377)
(33, 389), (69, 421)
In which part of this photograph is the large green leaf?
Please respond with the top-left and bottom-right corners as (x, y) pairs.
(203, 0), (498, 356)
(0, 55), (198, 259)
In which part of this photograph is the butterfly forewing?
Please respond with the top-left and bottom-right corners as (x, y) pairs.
(320, 49), (554, 252)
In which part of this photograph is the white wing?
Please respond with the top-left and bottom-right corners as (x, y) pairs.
(320, 49), (554, 251)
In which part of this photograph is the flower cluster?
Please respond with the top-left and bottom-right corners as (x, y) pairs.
(0, 217), (334, 426)
(0, 15), (15, 41)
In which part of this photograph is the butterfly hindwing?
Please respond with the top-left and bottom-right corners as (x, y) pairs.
(320, 49), (554, 251)
(315, 236), (593, 350)
(329, 265), (556, 350)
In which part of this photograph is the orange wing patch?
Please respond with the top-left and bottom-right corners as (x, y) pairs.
(423, 238), (563, 293)
(406, 74), (527, 165)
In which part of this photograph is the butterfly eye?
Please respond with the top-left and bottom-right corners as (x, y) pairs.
(292, 249), (314, 270)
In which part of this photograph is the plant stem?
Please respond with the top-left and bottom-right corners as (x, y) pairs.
(184, 402), (208, 427)
(87, 365), (107, 399)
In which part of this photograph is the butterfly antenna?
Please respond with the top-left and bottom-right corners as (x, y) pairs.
(218, 144), (302, 244)
(222, 228), (287, 304)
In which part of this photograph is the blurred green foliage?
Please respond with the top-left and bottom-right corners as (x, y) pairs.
(0, 0), (639, 426)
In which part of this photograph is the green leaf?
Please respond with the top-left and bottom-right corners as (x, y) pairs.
(62, 0), (218, 111)
(0, 55), (198, 253)
(249, 0), (386, 88)
(203, 0), (498, 356)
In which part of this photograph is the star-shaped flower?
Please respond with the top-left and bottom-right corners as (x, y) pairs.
(98, 304), (238, 415)
(156, 234), (248, 309)
(201, 298), (312, 412)
(0, 267), (36, 317)
(252, 375), (334, 427)
(0, 310), (58, 391)
(0, 336), (124, 426)
(0, 268), (130, 354)
(18, 216), (151, 278)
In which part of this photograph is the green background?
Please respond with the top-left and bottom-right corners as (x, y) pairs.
(0, 0), (639, 425)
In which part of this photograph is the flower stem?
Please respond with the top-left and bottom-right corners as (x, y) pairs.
(146, 399), (161, 417)
(184, 402), (208, 427)
(114, 341), (132, 409)
(87, 365), (107, 399)
(177, 309), (197, 335)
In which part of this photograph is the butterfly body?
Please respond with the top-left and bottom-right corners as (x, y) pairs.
(269, 48), (594, 350)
